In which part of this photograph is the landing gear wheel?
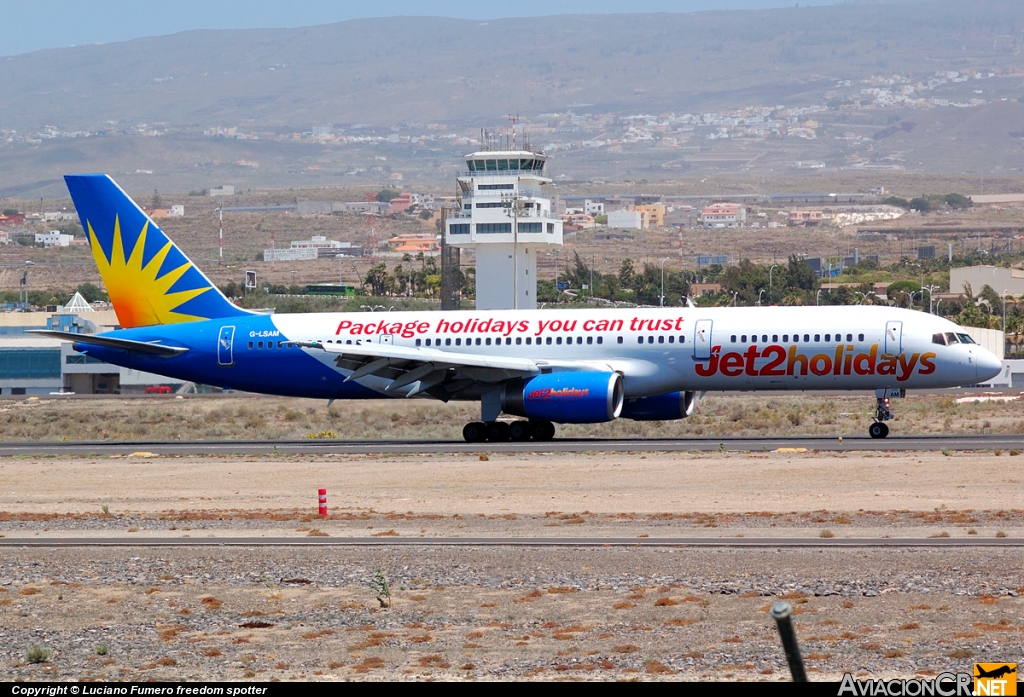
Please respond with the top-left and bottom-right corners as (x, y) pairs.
(463, 422), (487, 443)
(509, 421), (532, 442)
(868, 422), (889, 439)
(531, 420), (556, 442)
(486, 421), (511, 442)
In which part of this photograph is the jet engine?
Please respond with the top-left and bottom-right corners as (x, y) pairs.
(620, 391), (697, 421)
(502, 372), (624, 423)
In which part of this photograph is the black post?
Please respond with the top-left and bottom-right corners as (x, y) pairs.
(770, 601), (808, 682)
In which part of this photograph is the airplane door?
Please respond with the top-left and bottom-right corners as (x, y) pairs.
(217, 326), (235, 367)
(379, 334), (394, 345)
(693, 319), (713, 360)
(885, 320), (903, 356)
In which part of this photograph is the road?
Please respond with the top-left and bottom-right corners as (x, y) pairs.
(0, 433), (1021, 456)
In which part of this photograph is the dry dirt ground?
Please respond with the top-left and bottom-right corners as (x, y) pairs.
(3, 391), (1024, 441)
(0, 447), (1022, 682)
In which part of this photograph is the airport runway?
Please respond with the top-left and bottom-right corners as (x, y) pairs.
(0, 433), (1022, 455)
(0, 536), (1020, 548)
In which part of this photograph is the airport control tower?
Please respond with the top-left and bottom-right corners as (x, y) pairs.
(445, 141), (563, 310)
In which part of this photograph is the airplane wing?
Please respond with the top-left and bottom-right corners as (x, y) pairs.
(298, 340), (542, 397)
(27, 330), (189, 358)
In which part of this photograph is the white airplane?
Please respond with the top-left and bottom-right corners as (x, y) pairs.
(36, 175), (1003, 442)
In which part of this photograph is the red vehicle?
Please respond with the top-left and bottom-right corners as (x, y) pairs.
(145, 385), (172, 395)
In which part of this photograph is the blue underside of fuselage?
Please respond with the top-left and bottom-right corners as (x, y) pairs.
(75, 316), (381, 400)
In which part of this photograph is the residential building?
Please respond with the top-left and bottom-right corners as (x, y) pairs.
(634, 203), (666, 227)
(607, 209), (643, 229)
(209, 185), (235, 197)
(387, 235), (439, 253)
(700, 203), (746, 227)
(788, 210), (824, 226)
(35, 231), (74, 248)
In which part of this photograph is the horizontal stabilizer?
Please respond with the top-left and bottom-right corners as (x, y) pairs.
(27, 330), (189, 358)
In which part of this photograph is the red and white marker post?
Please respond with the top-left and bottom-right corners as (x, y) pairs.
(318, 488), (327, 517)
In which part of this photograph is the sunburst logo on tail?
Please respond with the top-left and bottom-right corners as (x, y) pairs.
(88, 215), (212, 328)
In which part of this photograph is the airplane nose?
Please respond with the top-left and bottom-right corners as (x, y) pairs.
(976, 348), (1003, 382)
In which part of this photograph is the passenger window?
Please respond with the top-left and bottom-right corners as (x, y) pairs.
(858, 333), (864, 342)
(638, 337), (644, 344)
(485, 338), (491, 345)
(679, 336), (685, 343)
(846, 334), (853, 342)
(455, 338), (462, 346)
(546, 337), (552, 345)
(597, 337), (603, 344)
(803, 334), (809, 342)
(783, 335), (789, 342)
(741, 335), (747, 343)
(248, 341), (253, 349)
(516, 337), (522, 345)
(658, 336), (665, 344)
(825, 334), (831, 342)
(556, 337), (562, 345)
(731, 335), (737, 343)
(416, 339), (421, 346)
(577, 337), (583, 345)
(258, 341), (263, 349)
(762, 335), (767, 343)
(346, 340), (352, 345)
(668, 336), (674, 344)
(616, 336), (622, 344)
(526, 337), (532, 345)
(425, 339), (431, 346)
(445, 338), (451, 346)
(814, 335), (820, 342)
(477, 338), (482, 345)
(772, 335), (778, 342)
(648, 335), (654, 343)
(587, 336), (593, 345)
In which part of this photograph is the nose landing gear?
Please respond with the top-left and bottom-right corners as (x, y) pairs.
(869, 388), (903, 439)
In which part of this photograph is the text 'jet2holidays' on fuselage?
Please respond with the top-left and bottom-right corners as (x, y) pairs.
(33, 174), (1002, 442)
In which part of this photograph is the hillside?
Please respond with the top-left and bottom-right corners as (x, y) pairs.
(2, 1), (1024, 194)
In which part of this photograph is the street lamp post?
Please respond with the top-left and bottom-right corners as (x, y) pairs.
(731, 291), (739, 307)
(816, 289), (822, 306)
(660, 257), (669, 308)
(1003, 289), (1010, 334)
(769, 264), (778, 300)
(758, 289), (765, 306)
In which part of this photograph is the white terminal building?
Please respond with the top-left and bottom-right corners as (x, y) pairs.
(445, 148), (563, 310)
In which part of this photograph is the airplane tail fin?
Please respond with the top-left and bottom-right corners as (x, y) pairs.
(65, 174), (254, 328)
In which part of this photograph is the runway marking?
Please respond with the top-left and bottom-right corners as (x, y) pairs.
(0, 537), (1020, 548)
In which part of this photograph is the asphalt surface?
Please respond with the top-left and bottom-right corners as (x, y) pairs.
(0, 434), (1022, 455)
(0, 537), (1020, 548)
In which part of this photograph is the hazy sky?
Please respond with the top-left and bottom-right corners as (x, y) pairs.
(0, 0), (845, 57)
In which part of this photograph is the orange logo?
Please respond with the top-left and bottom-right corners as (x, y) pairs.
(974, 663), (1017, 696)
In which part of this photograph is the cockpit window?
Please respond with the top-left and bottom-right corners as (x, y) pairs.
(956, 333), (976, 344)
(944, 332), (960, 345)
(932, 333), (947, 346)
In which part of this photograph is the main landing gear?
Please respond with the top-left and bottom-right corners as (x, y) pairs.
(869, 388), (903, 439)
(462, 420), (555, 443)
